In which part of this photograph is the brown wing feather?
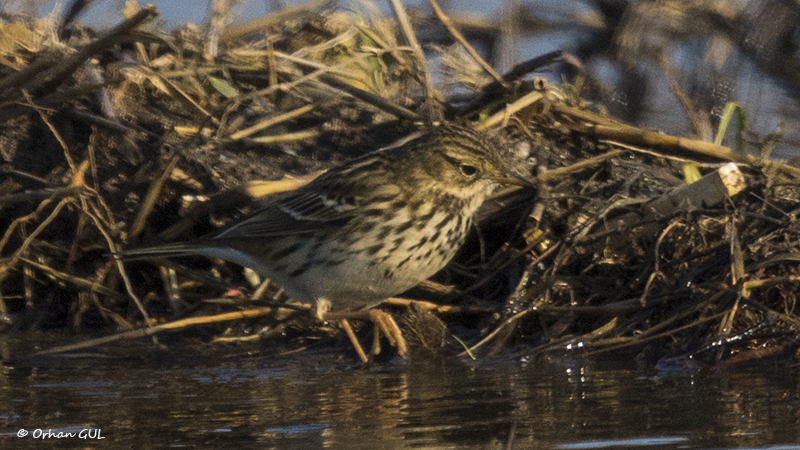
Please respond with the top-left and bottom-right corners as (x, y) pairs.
(213, 152), (394, 239)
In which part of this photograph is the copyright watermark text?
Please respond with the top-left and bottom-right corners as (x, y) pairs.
(16, 428), (105, 439)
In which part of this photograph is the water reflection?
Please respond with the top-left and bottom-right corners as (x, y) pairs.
(0, 345), (798, 449)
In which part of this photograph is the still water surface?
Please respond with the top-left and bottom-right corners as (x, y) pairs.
(0, 341), (798, 449)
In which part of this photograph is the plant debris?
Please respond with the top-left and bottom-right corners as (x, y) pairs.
(1, 2), (800, 371)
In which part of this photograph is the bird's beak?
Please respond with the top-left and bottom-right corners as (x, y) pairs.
(489, 175), (535, 187)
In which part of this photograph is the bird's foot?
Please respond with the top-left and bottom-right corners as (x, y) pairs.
(323, 309), (408, 363)
(368, 309), (407, 357)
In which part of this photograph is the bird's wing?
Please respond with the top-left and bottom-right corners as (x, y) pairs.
(213, 189), (359, 239)
(214, 152), (400, 239)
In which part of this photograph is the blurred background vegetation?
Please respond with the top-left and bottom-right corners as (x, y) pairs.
(3, 0), (798, 159)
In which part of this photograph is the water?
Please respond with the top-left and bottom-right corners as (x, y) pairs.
(0, 338), (798, 449)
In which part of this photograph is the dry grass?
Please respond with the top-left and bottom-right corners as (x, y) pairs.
(0, 1), (799, 369)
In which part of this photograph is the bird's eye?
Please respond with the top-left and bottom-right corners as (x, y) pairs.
(459, 164), (478, 177)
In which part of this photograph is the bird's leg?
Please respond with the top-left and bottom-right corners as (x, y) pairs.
(368, 309), (407, 357)
(314, 298), (367, 362)
(339, 319), (368, 363)
(323, 308), (408, 359)
(371, 322), (382, 356)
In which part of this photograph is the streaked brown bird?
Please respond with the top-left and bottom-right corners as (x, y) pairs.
(124, 125), (519, 361)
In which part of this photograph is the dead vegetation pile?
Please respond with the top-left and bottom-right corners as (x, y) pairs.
(1, 1), (800, 370)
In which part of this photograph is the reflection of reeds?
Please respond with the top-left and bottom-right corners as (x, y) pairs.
(0, 1), (799, 370)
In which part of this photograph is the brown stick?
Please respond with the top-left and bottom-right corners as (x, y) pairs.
(31, 307), (282, 356)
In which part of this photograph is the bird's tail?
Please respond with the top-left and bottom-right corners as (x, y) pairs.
(119, 241), (264, 278)
(117, 241), (212, 260)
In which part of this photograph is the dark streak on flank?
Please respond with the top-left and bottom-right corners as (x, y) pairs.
(363, 209), (384, 217)
(310, 239), (325, 251)
(408, 236), (428, 251)
(418, 209), (436, 222)
(271, 242), (302, 260)
(434, 214), (451, 230)
(408, 198), (425, 213)
(376, 225), (393, 241)
(388, 240), (403, 253)
(359, 221), (377, 233)
(289, 261), (315, 278)
(396, 254), (413, 269)
(365, 243), (384, 256)
(390, 199), (407, 210)
(395, 221), (414, 233)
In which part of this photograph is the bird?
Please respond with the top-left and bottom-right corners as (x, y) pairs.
(123, 125), (520, 361)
